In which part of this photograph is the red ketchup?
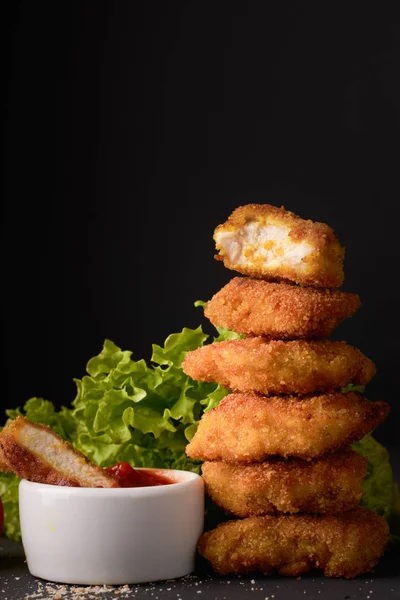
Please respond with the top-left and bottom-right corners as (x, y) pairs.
(105, 462), (173, 488)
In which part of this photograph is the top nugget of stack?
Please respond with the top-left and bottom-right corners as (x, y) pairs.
(214, 204), (345, 288)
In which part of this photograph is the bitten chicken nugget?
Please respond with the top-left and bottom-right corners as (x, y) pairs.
(186, 393), (389, 462)
(214, 204), (345, 288)
(201, 450), (367, 516)
(0, 416), (119, 487)
(197, 507), (389, 578)
(204, 277), (360, 339)
(182, 338), (375, 396)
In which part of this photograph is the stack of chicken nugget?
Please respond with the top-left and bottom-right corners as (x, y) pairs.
(182, 204), (390, 579)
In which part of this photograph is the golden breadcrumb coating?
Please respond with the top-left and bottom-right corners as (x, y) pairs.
(213, 204), (345, 288)
(0, 416), (119, 488)
(201, 450), (367, 516)
(197, 507), (389, 578)
(182, 338), (375, 396)
(0, 446), (11, 473)
(186, 392), (389, 461)
(204, 277), (360, 339)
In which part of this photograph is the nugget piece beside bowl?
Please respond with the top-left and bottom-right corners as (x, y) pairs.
(205, 277), (360, 339)
(201, 449), (367, 516)
(197, 507), (389, 578)
(0, 416), (119, 488)
(213, 204), (345, 288)
(182, 338), (376, 396)
(186, 392), (390, 462)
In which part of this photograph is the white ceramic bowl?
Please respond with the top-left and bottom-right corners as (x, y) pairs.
(19, 468), (204, 585)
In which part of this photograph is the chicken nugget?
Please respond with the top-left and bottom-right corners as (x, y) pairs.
(182, 338), (375, 396)
(201, 450), (367, 516)
(186, 392), (389, 461)
(197, 507), (389, 578)
(204, 277), (360, 339)
(214, 204), (344, 288)
(0, 416), (119, 487)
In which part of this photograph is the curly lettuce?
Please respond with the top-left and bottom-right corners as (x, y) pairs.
(352, 434), (396, 519)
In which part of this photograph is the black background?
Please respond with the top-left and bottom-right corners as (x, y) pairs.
(2, 3), (400, 459)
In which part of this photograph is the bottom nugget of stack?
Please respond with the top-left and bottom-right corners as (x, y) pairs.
(197, 507), (389, 578)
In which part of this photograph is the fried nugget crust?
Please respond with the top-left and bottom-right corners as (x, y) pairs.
(213, 204), (345, 288)
(186, 393), (389, 461)
(0, 446), (11, 473)
(0, 417), (119, 487)
(182, 338), (375, 396)
(201, 450), (367, 516)
(197, 507), (389, 578)
(204, 277), (360, 339)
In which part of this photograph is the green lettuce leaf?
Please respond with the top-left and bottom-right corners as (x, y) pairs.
(0, 473), (21, 542)
(69, 327), (230, 466)
(341, 384), (366, 394)
(352, 434), (400, 546)
(352, 434), (396, 519)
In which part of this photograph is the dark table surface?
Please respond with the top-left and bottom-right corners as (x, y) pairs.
(1, 535), (399, 600)
(2, 453), (399, 599)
